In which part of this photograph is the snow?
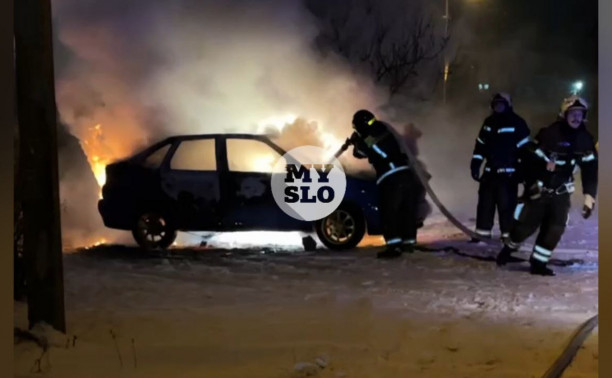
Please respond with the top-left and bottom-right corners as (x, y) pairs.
(14, 210), (598, 377)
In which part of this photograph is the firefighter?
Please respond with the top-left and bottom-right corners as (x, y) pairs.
(350, 109), (419, 258)
(496, 96), (597, 276)
(470, 92), (531, 241)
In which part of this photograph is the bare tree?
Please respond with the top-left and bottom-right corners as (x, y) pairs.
(306, 0), (448, 96)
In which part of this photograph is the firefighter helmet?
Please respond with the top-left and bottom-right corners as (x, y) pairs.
(352, 109), (376, 132)
(559, 95), (588, 118)
(490, 92), (512, 108)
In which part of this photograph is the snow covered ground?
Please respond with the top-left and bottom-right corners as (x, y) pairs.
(14, 209), (598, 377)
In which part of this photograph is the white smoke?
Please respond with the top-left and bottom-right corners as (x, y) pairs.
(51, 0), (390, 246)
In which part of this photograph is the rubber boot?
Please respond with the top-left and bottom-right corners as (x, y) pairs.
(496, 245), (517, 266)
(470, 233), (491, 243)
(401, 243), (415, 254)
(377, 245), (403, 259)
(530, 258), (555, 276)
(500, 233), (510, 243)
(302, 236), (317, 252)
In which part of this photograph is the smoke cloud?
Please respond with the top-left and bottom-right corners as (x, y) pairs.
(51, 0), (390, 246)
(51, 0), (595, 247)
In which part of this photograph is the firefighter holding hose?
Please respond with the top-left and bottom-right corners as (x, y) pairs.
(336, 110), (420, 258)
(496, 96), (598, 276)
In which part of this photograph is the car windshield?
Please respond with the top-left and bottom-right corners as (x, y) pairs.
(261, 137), (372, 179)
(226, 138), (286, 173)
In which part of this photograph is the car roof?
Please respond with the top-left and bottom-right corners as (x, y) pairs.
(165, 133), (274, 141)
(130, 133), (280, 161)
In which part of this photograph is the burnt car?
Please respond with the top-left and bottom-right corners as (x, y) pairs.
(98, 134), (429, 250)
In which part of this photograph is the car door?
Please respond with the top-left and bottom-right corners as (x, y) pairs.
(160, 137), (222, 229)
(219, 136), (306, 231)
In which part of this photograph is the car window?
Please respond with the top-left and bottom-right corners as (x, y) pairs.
(226, 139), (285, 173)
(142, 143), (171, 169)
(170, 139), (217, 171)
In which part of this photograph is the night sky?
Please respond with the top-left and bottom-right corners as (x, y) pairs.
(51, 0), (599, 132)
(451, 0), (597, 125)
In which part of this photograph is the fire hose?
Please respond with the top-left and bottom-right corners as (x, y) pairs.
(541, 314), (598, 378)
(332, 128), (492, 243)
(332, 129), (598, 258)
(333, 131), (597, 376)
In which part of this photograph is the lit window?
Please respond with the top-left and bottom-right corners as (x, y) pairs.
(170, 139), (217, 171)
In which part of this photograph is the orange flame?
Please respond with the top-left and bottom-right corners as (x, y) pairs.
(84, 238), (107, 249)
(94, 238), (106, 246)
(81, 124), (112, 198)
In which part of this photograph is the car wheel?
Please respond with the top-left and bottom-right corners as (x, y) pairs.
(315, 204), (365, 250)
(132, 212), (177, 250)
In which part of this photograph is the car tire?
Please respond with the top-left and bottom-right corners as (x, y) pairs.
(132, 211), (177, 250)
(315, 203), (366, 251)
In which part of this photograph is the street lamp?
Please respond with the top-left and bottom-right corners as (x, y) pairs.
(442, 0), (450, 105)
(571, 81), (584, 95)
(441, 0), (487, 104)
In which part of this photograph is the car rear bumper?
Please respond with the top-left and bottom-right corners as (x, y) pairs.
(98, 199), (134, 230)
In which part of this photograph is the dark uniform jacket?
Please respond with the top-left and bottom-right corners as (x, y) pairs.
(522, 120), (597, 197)
(472, 110), (531, 175)
(350, 121), (410, 183)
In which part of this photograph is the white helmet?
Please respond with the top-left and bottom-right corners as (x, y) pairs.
(559, 95), (588, 118)
(490, 92), (512, 108)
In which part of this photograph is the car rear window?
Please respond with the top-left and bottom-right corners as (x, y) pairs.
(142, 144), (171, 168)
(170, 139), (217, 171)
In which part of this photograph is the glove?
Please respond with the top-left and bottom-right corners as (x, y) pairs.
(470, 159), (482, 182)
(341, 138), (352, 150)
(526, 181), (543, 200)
(582, 194), (595, 219)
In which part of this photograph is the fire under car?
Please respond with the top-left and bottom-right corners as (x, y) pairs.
(98, 134), (430, 250)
